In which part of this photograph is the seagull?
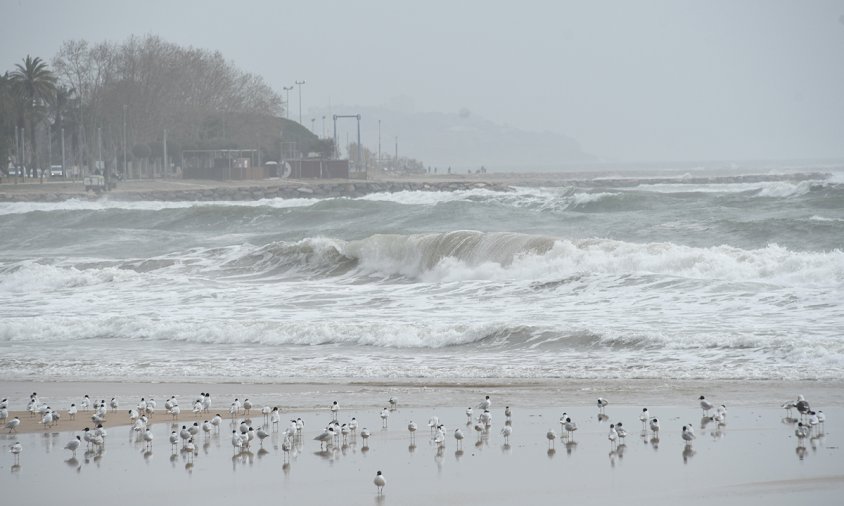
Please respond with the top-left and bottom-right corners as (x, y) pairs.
(256, 428), (269, 447)
(795, 395), (810, 418)
(169, 405), (181, 420)
(649, 418), (660, 436)
(433, 426), (446, 448)
(180, 426), (191, 447)
(500, 425), (512, 445)
(608, 424), (618, 447)
(169, 431), (179, 451)
(563, 418), (578, 440)
(65, 435), (81, 456)
(231, 430), (243, 452)
(781, 400), (796, 417)
(408, 421), (417, 442)
(380, 408), (389, 428)
(314, 427), (334, 450)
(427, 416), (439, 435)
(373, 471), (386, 495)
(10, 441), (21, 463)
(360, 428), (371, 445)
(795, 422), (809, 446)
(699, 396), (714, 416)
(193, 399), (203, 416)
(143, 428), (154, 449)
(6, 416), (21, 433)
(817, 410), (826, 431)
(80, 395), (91, 411)
(349, 417), (358, 434)
(41, 409), (54, 429)
(389, 396), (398, 410)
(243, 399), (253, 416)
(270, 407), (280, 431)
(615, 422), (628, 443)
(281, 435), (292, 462)
(454, 428), (465, 449)
(330, 401), (339, 420)
(479, 396), (491, 410)
(68, 404), (77, 421)
(109, 398), (119, 411)
(202, 420), (212, 438)
(808, 411), (820, 435)
(185, 438), (196, 462)
(474, 422), (484, 442)
(681, 425), (695, 446)
(211, 414), (222, 432)
(0, 407), (7, 424)
(546, 429), (557, 449)
(597, 398), (609, 413)
(639, 408), (650, 430)
(505, 406), (512, 420)
(261, 405), (271, 425)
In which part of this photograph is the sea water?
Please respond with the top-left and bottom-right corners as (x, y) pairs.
(1, 168), (842, 382)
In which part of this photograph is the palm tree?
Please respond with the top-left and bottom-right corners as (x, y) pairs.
(10, 55), (57, 178)
(0, 72), (17, 176)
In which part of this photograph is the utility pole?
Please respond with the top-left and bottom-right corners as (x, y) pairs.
(123, 104), (127, 178)
(283, 86), (293, 119)
(61, 127), (65, 179)
(295, 80), (306, 124)
(163, 128), (168, 178)
(322, 115), (326, 138)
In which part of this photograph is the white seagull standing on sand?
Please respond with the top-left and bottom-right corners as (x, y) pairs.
(65, 436), (81, 456)
(505, 406), (512, 420)
(68, 404), (77, 420)
(795, 422), (810, 446)
(454, 428), (465, 449)
(546, 429), (557, 449)
(380, 408), (389, 428)
(10, 441), (21, 463)
(500, 425), (512, 445)
(143, 428), (154, 450)
(615, 422), (628, 444)
(373, 471), (386, 495)
(699, 396), (714, 416)
(563, 418), (578, 440)
(360, 428), (371, 446)
(597, 398), (609, 413)
(681, 426), (695, 446)
(330, 401), (339, 420)
(479, 396), (492, 410)
(408, 421), (417, 443)
(389, 396), (398, 410)
(6, 416), (21, 433)
(608, 424), (618, 448)
(639, 408), (650, 430)
(465, 407), (473, 423)
(649, 418), (661, 436)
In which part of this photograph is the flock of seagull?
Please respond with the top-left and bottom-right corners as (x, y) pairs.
(1, 392), (831, 493)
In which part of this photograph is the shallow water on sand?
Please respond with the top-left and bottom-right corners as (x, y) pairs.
(3, 405), (841, 506)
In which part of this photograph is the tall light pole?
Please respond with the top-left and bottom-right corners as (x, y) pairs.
(311, 118), (316, 134)
(295, 80), (306, 124)
(122, 104), (127, 178)
(282, 86), (293, 119)
(321, 115), (326, 138)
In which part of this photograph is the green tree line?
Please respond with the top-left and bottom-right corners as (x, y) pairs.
(1, 35), (318, 179)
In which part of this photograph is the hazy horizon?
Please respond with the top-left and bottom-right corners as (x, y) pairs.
(2, 0), (842, 164)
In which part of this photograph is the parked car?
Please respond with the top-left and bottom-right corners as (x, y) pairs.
(50, 165), (64, 177)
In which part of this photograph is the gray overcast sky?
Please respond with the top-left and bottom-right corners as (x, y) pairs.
(2, 0), (843, 162)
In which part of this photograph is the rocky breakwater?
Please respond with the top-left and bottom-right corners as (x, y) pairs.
(0, 180), (513, 203)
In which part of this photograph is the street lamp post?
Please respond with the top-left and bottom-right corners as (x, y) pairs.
(295, 80), (306, 124)
(123, 104), (127, 178)
(283, 86), (293, 119)
(311, 118), (316, 135)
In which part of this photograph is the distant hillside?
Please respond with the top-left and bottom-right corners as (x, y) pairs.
(313, 105), (594, 170)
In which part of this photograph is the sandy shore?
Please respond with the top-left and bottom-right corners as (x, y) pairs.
(2, 380), (841, 506)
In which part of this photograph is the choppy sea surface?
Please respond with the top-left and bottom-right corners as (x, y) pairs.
(1, 167), (843, 382)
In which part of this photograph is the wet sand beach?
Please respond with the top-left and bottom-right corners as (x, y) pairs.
(2, 380), (842, 505)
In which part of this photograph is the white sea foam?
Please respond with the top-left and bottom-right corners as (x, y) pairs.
(0, 197), (320, 215)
